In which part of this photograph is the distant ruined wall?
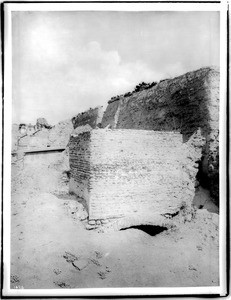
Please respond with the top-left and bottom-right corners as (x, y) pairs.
(101, 67), (219, 204)
(12, 124), (20, 152)
(72, 106), (104, 129)
(15, 120), (74, 150)
(18, 129), (50, 149)
(48, 120), (73, 147)
(69, 128), (204, 228)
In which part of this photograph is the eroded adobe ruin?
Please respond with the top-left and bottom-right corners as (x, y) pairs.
(71, 106), (104, 129)
(69, 127), (205, 229)
(101, 67), (219, 204)
(68, 66), (219, 229)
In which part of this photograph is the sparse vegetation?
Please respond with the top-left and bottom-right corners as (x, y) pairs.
(110, 81), (158, 102)
(133, 81), (158, 93)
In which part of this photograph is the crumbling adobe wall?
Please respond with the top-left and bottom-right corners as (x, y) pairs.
(15, 119), (74, 150)
(69, 127), (92, 208)
(23, 129), (50, 148)
(101, 67), (219, 204)
(12, 124), (20, 152)
(72, 106), (104, 129)
(36, 118), (52, 129)
(69, 128), (205, 228)
(48, 119), (73, 147)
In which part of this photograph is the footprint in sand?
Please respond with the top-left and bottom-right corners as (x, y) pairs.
(98, 271), (106, 280)
(95, 251), (103, 259)
(11, 274), (20, 284)
(91, 258), (101, 267)
(63, 251), (79, 263)
(54, 281), (71, 288)
(53, 268), (62, 275)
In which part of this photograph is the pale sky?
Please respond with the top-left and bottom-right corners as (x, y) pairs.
(12, 11), (220, 125)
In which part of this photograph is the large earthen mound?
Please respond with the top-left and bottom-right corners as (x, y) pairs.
(101, 67), (219, 205)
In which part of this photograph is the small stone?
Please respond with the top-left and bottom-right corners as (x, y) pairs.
(194, 180), (200, 188)
(101, 219), (109, 224)
(96, 220), (101, 226)
(188, 264), (197, 271)
(72, 258), (89, 270)
(106, 266), (111, 273)
(86, 224), (96, 230)
(184, 214), (192, 222)
(88, 220), (96, 225)
(98, 271), (106, 279)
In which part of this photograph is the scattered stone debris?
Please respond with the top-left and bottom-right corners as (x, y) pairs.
(101, 219), (109, 224)
(86, 224), (97, 230)
(88, 220), (96, 226)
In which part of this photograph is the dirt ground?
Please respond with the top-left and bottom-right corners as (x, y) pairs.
(10, 154), (219, 289)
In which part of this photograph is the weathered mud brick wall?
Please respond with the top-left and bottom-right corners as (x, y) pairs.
(69, 129), (204, 226)
(72, 106), (104, 129)
(101, 67), (219, 204)
(69, 129), (91, 207)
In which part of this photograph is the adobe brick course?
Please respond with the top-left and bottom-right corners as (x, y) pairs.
(69, 128), (204, 227)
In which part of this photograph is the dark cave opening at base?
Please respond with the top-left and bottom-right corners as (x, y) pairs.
(120, 225), (168, 236)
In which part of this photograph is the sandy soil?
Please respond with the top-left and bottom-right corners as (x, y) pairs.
(10, 157), (219, 289)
